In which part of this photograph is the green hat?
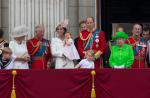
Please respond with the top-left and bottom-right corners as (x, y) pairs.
(112, 32), (128, 41)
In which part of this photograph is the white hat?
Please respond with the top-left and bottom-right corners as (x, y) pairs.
(12, 25), (28, 38)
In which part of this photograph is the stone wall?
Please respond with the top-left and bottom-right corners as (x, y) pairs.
(1, 0), (9, 41)
(68, 0), (96, 38)
(0, 0), (96, 40)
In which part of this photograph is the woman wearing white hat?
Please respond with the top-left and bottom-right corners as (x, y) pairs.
(9, 25), (30, 69)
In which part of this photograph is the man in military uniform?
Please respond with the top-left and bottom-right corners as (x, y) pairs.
(77, 17), (106, 69)
(27, 25), (52, 69)
(127, 23), (147, 68)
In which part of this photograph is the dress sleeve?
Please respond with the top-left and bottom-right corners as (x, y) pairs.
(51, 38), (64, 57)
(9, 41), (16, 58)
(109, 46), (116, 68)
(125, 45), (134, 68)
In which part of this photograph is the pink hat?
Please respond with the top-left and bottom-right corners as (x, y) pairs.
(57, 19), (69, 28)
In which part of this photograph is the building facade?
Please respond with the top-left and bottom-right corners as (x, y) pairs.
(0, 0), (96, 41)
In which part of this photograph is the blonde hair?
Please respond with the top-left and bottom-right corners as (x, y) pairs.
(79, 20), (86, 27)
(85, 50), (95, 59)
(2, 47), (12, 54)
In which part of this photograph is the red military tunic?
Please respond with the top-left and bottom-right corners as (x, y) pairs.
(77, 29), (106, 69)
(27, 38), (52, 69)
(127, 36), (147, 68)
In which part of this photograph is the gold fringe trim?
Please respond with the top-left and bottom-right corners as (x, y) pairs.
(11, 70), (17, 98)
(91, 70), (96, 98)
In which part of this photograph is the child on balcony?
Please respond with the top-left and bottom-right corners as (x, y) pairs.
(75, 50), (95, 69)
(0, 47), (16, 69)
(63, 32), (80, 61)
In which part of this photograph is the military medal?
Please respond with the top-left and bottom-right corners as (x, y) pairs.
(95, 39), (99, 48)
(95, 39), (99, 43)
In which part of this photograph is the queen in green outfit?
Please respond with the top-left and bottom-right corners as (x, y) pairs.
(109, 32), (134, 69)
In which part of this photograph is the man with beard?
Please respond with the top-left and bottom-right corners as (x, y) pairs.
(127, 23), (147, 68)
(77, 17), (106, 69)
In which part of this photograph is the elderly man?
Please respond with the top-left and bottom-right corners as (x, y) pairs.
(27, 25), (52, 69)
(127, 23), (147, 68)
(77, 17), (106, 69)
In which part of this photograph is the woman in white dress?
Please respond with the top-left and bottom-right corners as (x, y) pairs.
(9, 25), (30, 69)
(51, 21), (74, 69)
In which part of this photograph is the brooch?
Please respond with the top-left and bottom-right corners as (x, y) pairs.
(95, 39), (99, 43)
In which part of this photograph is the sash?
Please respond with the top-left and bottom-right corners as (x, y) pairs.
(34, 39), (48, 57)
(84, 29), (101, 50)
(133, 37), (145, 56)
(29, 39), (49, 66)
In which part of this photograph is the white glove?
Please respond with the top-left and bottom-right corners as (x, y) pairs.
(114, 65), (125, 69)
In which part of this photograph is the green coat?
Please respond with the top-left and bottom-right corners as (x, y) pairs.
(109, 44), (134, 68)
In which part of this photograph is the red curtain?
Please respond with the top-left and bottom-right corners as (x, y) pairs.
(0, 71), (12, 98)
(1, 69), (150, 98)
(95, 69), (150, 98)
